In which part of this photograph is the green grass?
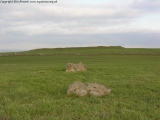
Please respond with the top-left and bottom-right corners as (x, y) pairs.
(0, 47), (160, 120)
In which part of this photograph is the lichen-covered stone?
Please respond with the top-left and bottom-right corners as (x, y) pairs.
(87, 83), (111, 96)
(67, 82), (111, 97)
(67, 82), (88, 96)
(66, 62), (87, 72)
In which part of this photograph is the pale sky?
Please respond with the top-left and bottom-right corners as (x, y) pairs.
(0, 0), (160, 51)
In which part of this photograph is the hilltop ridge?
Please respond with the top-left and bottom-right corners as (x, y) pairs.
(0, 46), (159, 56)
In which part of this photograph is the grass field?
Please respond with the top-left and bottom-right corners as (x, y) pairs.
(0, 47), (160, 120)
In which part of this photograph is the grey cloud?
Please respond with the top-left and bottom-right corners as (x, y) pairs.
(131, 0), (160, 12)
(0, 2), (143, 22)
(0, 5), (143, 36)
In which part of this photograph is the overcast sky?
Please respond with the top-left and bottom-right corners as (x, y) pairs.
(0, 0), (160, 51)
